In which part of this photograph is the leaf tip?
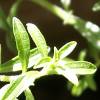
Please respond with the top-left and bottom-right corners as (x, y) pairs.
(72, 41), (77, 47)
(26, 23), (35, 29)
(13, 17), (18, 23)
(26, 23), (36, 33)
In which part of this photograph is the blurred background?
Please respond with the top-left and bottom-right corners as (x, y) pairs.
(0, 0), (100, 100)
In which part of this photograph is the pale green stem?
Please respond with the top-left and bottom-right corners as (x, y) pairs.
(0, 44), (1, 64)
(31, 0), (76, 24)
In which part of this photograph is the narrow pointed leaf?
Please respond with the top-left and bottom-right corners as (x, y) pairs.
(0, 47), (50, 73)
(25, 88), (35, 100)
(0, 7), (10, 31)
(53, 47), (59, 62)
(0, 84), (10, 97)
(56, 68), (78, 85)
(59, 41), (77, 59)
(58, 57), (74, 67)
(7, 0), (22, 26)
(34, 57), (51, 69)
(63, 61), (97, 75)
(27, 23), (48, 57)
(13, 17), (30, 72)
(0, 48), (42, 73)
(0, 71), (40, 100)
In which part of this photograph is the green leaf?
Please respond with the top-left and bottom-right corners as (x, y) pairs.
(56, 67), (79, 85)
(14, 98), (19, 100)
(63, 61), (97, 75)
(73, 18), (100, 50)
(60, 0), (71, 11)
(7, 0), (22, 26)
(92, 1), (100, 12)
(0, 7), (10, 31)
(59, 41), (77, 59)
(0, 48), (42, 73)
(58, 57), (74, 67)
(25, 88), (35, 100)
(71, 75), (96, 96)
(0, 84), (9, 96)
(27, 23), (48, 57)
(78, 50), (86, 61)
(85, 76), (96, 91)
(53, 47), (59, 62)
(13, 17), (30, 72)
(0, 71), (40, 100)
(71, 79), (88, 96)
(0, 75), (18, 82)
(34, 57), (51, 69)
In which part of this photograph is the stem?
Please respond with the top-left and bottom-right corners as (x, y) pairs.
(31, 0), (76, 24)
(0, 44), (1, 64)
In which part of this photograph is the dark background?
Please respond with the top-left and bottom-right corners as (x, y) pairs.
(0, 0), (100, 100)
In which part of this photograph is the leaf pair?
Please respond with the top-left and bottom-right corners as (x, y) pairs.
(56, 61), (96, 85)
(13, 17), (48, 72)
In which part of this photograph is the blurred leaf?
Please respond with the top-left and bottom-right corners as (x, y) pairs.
(7, 0), (22, 26)
(78, 50), (86, 61)
(27, 23), (48, 57)
(31, 0), (76, 24)
(63, 61), (97, 75)
(73, 18), (100, 50)
(92, 1), (100, 12)
(0, 48), (42, 73)
(14, 98), (19, 100)
(85, 75), (96, 91)
(6, 33), (17, 54)
(71, 75), (96, 96)
(0, 7), (10, 31)
(25, 88), (35, 100)
(31, 0), (100, 51)
(88, 43), (100, 61)
(6, 0), (22, 53)
(59, 41), (77, 59)
(60, 0), (71, 11)
(13, 17), (30, 72)
(0, 71), (40, 100)
(71, 79), (88, 96)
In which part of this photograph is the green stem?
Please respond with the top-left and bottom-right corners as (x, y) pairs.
(0, 44), (1, 64)
(31, 0), (76, 24)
